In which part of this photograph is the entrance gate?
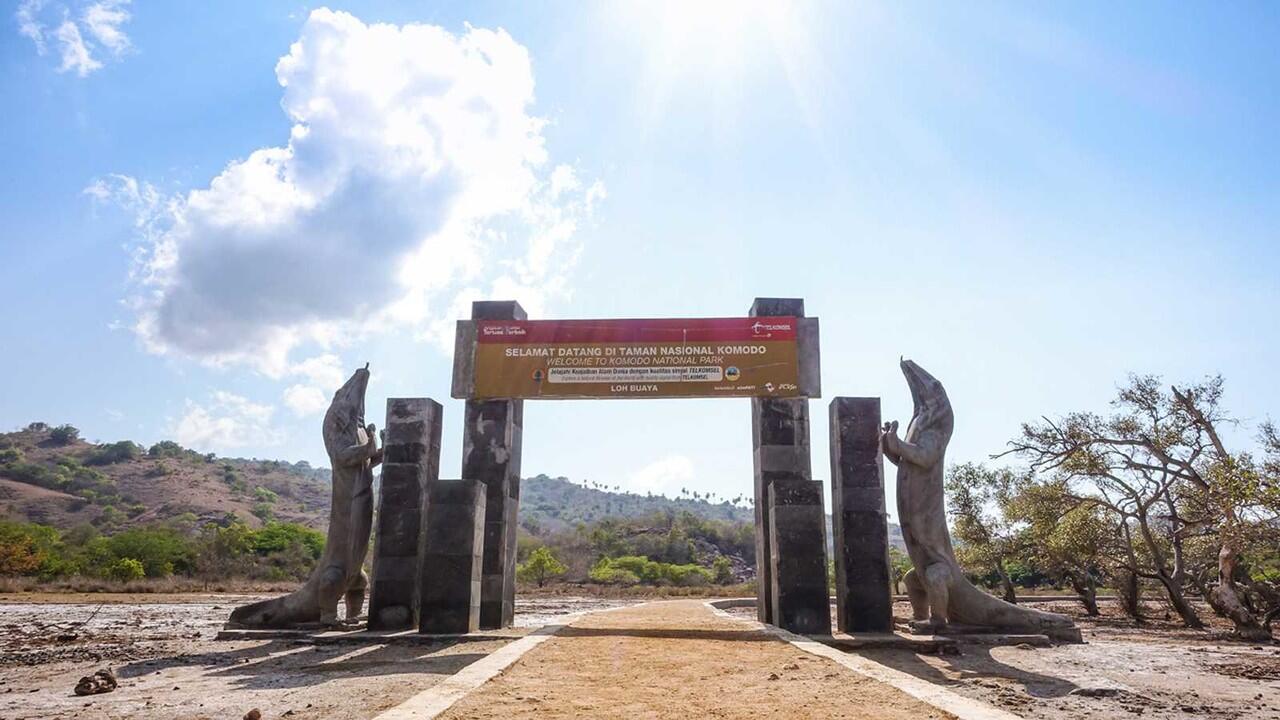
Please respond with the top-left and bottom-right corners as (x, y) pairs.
(365, 299), (893, 636)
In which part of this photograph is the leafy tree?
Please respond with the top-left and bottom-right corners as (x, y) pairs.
(1003, 374), (1280, 639)
(516, 546), (567, 587)
(48, 425), (80, 445)
(887, 547), (913, 595)
(253, 486), (279, 504)
(946, 463), (1027, 602)
(148, 440), (186, 458)
(106, 557), (145, 582)
(251, 522), (324, 559)
(86, 440), (143, 465)
(1006, 478), (1111, 615)
(0, 522), (46, 576)
(712, 555), (734, 584)
(105, 527), (194, 577)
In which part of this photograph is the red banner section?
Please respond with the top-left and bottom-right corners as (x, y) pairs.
(476, 317), (798, 345)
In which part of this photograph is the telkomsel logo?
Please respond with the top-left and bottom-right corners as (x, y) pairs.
(749, 321), (792, 337)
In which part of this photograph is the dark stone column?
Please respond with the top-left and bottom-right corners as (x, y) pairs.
(750, 297), (812, 625)
(463, 300), (525, 630)
(368, 398), (442, 631)
(768, 479), (832, 635)
(829, 397), (893, 633)
(419, 479), (486, 634)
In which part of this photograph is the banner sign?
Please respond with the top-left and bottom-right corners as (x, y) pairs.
(470, 317), (802, 399)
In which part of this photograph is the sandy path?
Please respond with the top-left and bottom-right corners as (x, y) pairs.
(0, 595), (639, 720)
(437, 600), (957, 720)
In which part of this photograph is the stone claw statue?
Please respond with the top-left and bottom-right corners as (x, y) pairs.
(228, 366), (382, 628)
(884, 359), (1080, 642)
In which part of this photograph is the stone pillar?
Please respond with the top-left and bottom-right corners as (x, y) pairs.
(419, 479), (486, 634)
(829, 397), (893, 633)
(750, 297), (812, 625)
(768, 479), (832, 635)
(462, 300), (525, 630)
(368, 398), (442, 631)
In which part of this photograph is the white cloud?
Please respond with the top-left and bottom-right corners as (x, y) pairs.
(93, 8), (602, 374)
(82, 0), (130, 54)
(282, 384), (329, 418)
(14, 0), (131, 76)
(54, 19), (99, 76)
(16, 1), (46, 53)
(286, 353), (345, 388)
(626, 455), (697, 496)
(174, 391), (283, 451)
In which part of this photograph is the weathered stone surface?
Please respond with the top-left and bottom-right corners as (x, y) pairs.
(461, 300), (525, 630)
(750, 297), (812, 626)
(229, 367), (381, 628)
(768, 479), (831, 635)
(883, 360), (1079, 642)
(419, 480), (485, 635)
(368, 398), (442, 631)
(830, 397), (893, 633)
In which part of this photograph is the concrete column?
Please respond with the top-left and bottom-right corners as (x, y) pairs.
(462, 300), (525, 630)
(419, 479), (486, 634)
(768, 479), (832, 635)
(829, 397), (893, 633)
(750, 297), (812, 625)
(368, 398), (442, 631)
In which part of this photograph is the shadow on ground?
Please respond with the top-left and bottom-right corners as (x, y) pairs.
(861, 646), (1080, 699)
(119, 638), (491, 691)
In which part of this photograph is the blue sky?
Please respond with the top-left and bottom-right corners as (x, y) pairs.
(2, 1), (1277, 520)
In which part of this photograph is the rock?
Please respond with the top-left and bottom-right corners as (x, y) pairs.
(782, 662), (800, 670)
(73, 668), (118, 696)
(1071, 687), (1121, 698)
(767, 672), (780, 681)
(244, 709), (262, 720)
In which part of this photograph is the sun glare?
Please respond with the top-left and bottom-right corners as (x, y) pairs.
(605, 0), (828, 137)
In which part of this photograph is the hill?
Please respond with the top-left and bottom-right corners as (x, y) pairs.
(0, 424), (330, 532)
(518, 474), (755, 533)
(0, 423), (903, 551)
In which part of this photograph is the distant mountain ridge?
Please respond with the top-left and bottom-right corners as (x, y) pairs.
(519, 474), (906, 551)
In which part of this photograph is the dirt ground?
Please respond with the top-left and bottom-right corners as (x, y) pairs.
(1, 593), (1277, 720)
(438, 599), (956, 720)
(733, 598), (1280, 720)
(0, 593), (637, 720)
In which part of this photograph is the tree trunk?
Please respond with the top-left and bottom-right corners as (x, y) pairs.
(996, 562), (1017, 604)
(1118, 523), (1144, 622)
(1155, 570), (1204, 629)
(1205, 544), (1272, 641)
(1135, 511), (1204, 628)
(1117, 568), (1143, 622)
(1070, 572), (1100, 616)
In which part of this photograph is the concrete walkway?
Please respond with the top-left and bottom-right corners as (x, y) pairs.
(424, 600), (959, 720)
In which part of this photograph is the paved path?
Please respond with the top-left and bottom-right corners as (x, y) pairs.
(435, 600), (958, 719)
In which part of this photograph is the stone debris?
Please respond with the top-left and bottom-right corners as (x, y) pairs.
(73, 667), (117, 696)
(243, 709), (262, 720)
